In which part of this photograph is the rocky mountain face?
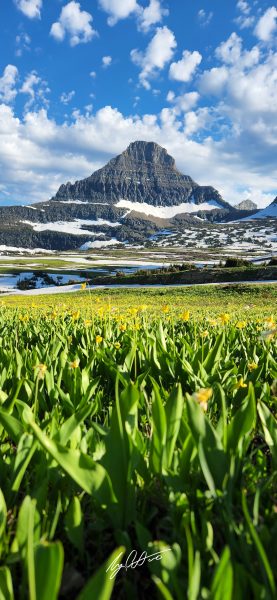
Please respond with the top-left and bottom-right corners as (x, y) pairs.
(54, 141), (229, 209)
(234, 199), (257, 211)
(0, 141), (274, 251)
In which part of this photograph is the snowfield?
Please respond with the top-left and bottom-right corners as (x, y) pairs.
(21, 218), (121, 235)
(116, 199), (223, 218)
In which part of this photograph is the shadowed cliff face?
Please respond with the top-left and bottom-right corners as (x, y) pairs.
(54, 140), (229, 208)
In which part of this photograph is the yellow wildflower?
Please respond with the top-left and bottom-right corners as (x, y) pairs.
(236, 321), (247, 329)
(114, 342), (121, 349)
(72, 310), (80, 321)
(95, 335), (103, 344)
(181, 310), (190, 321)
(69, 358), (80, 369)
(233, 377), (247, 390)
(162, 305), (170, 314)
(80, 282), (87, 290)
(263, 316), (275, 330)
(120, 324), (127, 332)
(219, 313), (230, 324)
(192, 388), (212, 412)
(84, 319), (92, 326)
(247, 361), (258, 371)
(201, 330), (209, 338)
(33, 363), (47, 380)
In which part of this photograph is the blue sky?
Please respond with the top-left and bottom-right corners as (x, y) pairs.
(0, 0), (276, 207)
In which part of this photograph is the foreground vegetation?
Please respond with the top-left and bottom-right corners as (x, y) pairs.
(0, 286), (276, 599)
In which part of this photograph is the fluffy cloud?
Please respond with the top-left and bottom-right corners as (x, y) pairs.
(98, 0), (139, 26)
(102, 55), (112, 68)
(131, 26), (176, 89)
(254, 6), (277, 42)
(235, 0), (254, 29)
(14, 0), (42, 19)
(20, 71), (50, 111)
(138, 0), (169, 32)
(0, 102), (276, 208)
(167, 91), (200, 113)
(169, 50), (202, 82)
(50, 1), (97, 47)
(0, 65), (19, 103)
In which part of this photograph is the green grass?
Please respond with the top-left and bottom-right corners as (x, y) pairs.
(0, 287), (276, 599)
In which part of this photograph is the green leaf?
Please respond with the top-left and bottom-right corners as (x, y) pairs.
(22, 407), (115, 505)
(150, 380), (167, 474)
(242, 491), (276, 597)
(0, 567), (14, 600)
(77, 546), (125, 600)
(227, 383), (256, 454)
(11, 434), (37, 492)
(257, 400), (277, 467)
(210, 546), (233, 600)
(57, 403), (93, 446)
(34, 541), (64, 600)
(0, 409), (24, 443)
(203, 332), (225, 375)
(0, 489), (7, 540)
(65, 496), (84, 553)
(152, 576), (174, 600)
(165, 384), (184, 469)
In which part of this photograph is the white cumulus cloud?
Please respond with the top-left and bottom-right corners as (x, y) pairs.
(0, 102), (276, 208)
(14, 0), (42, 19)
(254, 6), (277, 42)
(169, 50), (202, 82)
(50, 1), (97, 47)
(98, 0), (139, 26)
(131, 26), (176, 89)
(0, 65), (19, 103)
(138, 0), (169, 32)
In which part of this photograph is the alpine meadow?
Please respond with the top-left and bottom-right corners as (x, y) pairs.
(0, 1), (277, 599)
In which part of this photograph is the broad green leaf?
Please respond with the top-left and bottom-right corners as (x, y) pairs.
(0, 409), (24, 443)
(65, 496), (84, 553)
(0, 489), (6, 540)
(165, 384), (184, 469)
(210, 546), (233, 600)
(11, 434), (37, 492)
(150, 381), (167, 474)
(77, 546), (125, 600)
(34, 541), (64, 600)
(227, 383), (256, 453)
(22, 407), (115, 505)
(257, 400), (277, 466)
(0, 567), (14, 600)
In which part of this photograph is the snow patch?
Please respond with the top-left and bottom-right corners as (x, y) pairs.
(21, 218), (121, 236)
(115, 199), (223, 218)
(80, 238), (122, 250)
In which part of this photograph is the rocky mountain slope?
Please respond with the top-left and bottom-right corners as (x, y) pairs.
(234, 199), (257, 211)
(54, 141), (229, 210)
(0, 141), (275, 251)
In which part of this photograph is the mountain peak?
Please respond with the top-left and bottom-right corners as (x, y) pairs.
(122, 141), (176, 168)
(54, 140), (229, 210)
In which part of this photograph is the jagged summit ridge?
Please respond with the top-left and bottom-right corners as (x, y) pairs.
(54, 140), (229, 209)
